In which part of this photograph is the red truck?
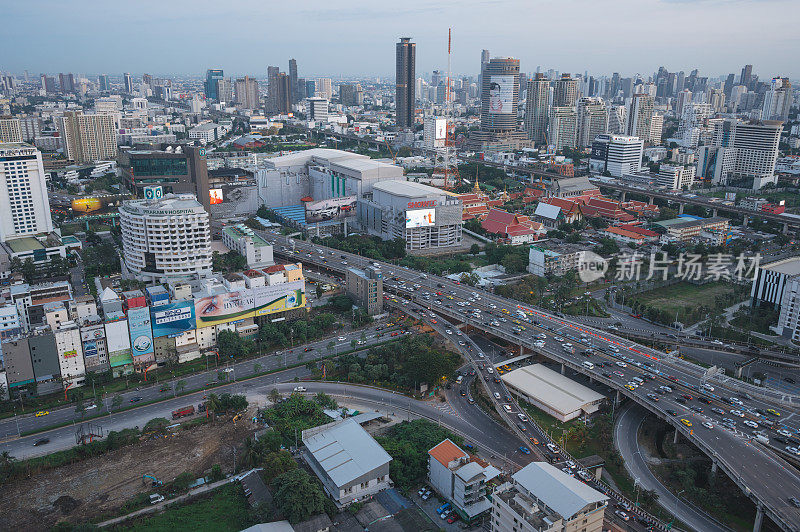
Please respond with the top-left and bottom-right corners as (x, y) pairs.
(172, 406), (195, 420)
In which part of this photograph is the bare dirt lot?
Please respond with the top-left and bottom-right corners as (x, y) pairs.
(1, 416), (257, 530)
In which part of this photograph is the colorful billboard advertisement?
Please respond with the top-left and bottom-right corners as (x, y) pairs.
(151, 301), (196, 338)
(489, 75), (514, 115)
(105, 319), (132, 367)
(127, 307), (154, 359)
(71, 194), (133, 218)
(209, 189), (223, 205)
(194, 280), (306, 328)
(304, 196), (357, 223)
(406, 208), (436, 228)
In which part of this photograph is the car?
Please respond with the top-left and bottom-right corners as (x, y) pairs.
(624, 384), (635, 391)
(689, 406), (703, 413)
(293, 386), (307, 392)
(417, 487), (427, 497)
(613, 371), (624, 377)
(702, 422), (714, 429)
(34, 410), (49, 417)
(743, 420), (759, 429)
(130, 396), (143, 403)
(767, 408), (781, 417)
(421, 490), (431, 501)
(33, 438), (50, 446)
(711, 407), (725, 415)
(447, 514), (459, 524)
(85, 404), (97, 410)
(681, 419), (693, 427)
(530, 437), (539, 445)
(503, 404), (512, 413)
(615, 361), (627, 368)
(494, 392), (501, 400)
(675, 397), (687, 404)
(777, 429), (793, 438)
(646, 393), (659, 402)
(517, 413), (529, 422)
(730, 409), (745, 418)
(615, 510), (630, 521)
(790, 497), (800, 509)
(785, 446), (800, 455)
(518, 446), (531, 455)
(666, 409), (678, 416)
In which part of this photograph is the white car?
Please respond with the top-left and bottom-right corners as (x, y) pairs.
(446, 329), (453, 335)
(293, 386), (307, 392)
(743, 420), (759, 429)
(487, 367), (494, 374)
(702, 383), (715, 392)
(702, 422), (714, 429)
(494, 392), (501, 400)
(730, 409), (745, 418)
(616, 361), (627, 368)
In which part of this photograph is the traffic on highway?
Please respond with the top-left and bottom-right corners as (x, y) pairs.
(266, 232), (800, 531)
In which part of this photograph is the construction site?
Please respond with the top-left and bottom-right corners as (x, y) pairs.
(0, 412), (258, 530)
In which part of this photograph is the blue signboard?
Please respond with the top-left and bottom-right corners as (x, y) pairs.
(150, 301), (196, 338)
(128, 307), (154, 359)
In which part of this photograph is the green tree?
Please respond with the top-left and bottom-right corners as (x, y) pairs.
(262, 450), (298, 483)
(271, 469), (326, 523)
(112, 395), (123, 410)
(269, 389), (282, 404)
(176, 379), (187, 394)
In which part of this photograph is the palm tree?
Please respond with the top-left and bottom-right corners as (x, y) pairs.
(206, 393), (222, 419)
(176, 380), (187, 395)
(242, 437), (262, 468)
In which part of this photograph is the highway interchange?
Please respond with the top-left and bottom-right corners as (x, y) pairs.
(267, 233), (800, 532)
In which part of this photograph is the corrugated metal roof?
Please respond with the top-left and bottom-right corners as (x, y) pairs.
(501, 364), (605, 416)
(513, 462), (607, 520)
(303, 418), (391, 488)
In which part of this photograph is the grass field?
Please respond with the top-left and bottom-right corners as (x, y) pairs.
(632, 281), (747, 326)
(119, 484), (252, 532)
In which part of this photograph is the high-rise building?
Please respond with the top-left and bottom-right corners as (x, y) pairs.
(548, 106), (577, 151)
(119, 145), (211, 211)
(395, 37), (416, 129)
(57, 111), (117, 164)
(0, 143), (53, 242)
(119, 194), (212, 284)
(98, 74), (110, 92)
(576, 97), (608, 148)
(204, 69), (224, 100)
(589, 134), (643, 177)
(650, 113), (664, 144)
(658, 164), (695, 189)
(288, 59), (298, 104)
(480, 57), (521, 134)
(607, 105), (626, 135)
(553, 74), (579, 107)
(675, 89), (692, 116)
(315, 78), (333, 101)
(274, 73), (291, 114)
(524, 73), (550, 145)
(216, 78), (233, 103)
(339, 83), (363, 106)
(305, 80), (316, 101)
(235, 76), (260, 110)
(740, 64), (753, 87)
(58, 73), (75, 93)
(723, 73), (735, 98)
(305, 97), (329, 122)
(123, 72), (133, 93)
(40, 74), (56, 94)
(0, 118), (23, 143)
(708, 119), (783, 189)
(761, 77), (792, 122)
(626, 93), (654, 142)
(267, 65), (280, 113)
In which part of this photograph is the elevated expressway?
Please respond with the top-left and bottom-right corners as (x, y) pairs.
(265, 233), (800, 532)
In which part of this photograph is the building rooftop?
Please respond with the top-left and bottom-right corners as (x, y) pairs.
(223, 224), (271, 247)
(5, 237), (45, 253)
(501, 364), (605, 416)
(513, 462), (608, 520)
(760, 256), (800, 276)
(372, 179), (444, 199)
(302, 418), (392, 488)
(428, 438), (468, 468)
(121, 193), (206, 215)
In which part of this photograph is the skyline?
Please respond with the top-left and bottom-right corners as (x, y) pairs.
(3, 0), (799, 79)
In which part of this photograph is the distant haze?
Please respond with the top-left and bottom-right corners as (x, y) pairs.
(4, 0), (798, 79)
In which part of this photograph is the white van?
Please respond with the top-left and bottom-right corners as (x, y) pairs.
(456, 375), (464, 384)
(582, 361), (595, 370)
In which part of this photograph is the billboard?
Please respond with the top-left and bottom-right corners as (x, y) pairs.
(71, 194), (133, 218)
(209, 188), (223, 205)
(304, 196), (357, 223)
(127, 307), (154, 359)
(151, 301), (196, 338)
(489, 75), (514, 114)
(194, 280), (306, 328)
(406, 208), (436, 228)
(104, 319), (132, 367)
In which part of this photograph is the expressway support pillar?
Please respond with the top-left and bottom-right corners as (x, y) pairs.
(743, 215), (749, 228)
(648, 195), (654, 205)
(753, 504), (764, 532)
(673, 429), (680, 444)
(678, 203), (685, 215)
(614, 390), (621, 406)
(713, 208), (718, 218)
(784, 223), (789, 235)
(560, 363), (565, 375)
(620, 191), (627, 202)
(709, 461), (718, 485)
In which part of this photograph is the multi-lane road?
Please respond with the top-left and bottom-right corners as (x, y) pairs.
(265, 233), (800, 531)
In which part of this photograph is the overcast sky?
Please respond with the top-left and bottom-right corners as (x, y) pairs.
(4, 0), (798, 80)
